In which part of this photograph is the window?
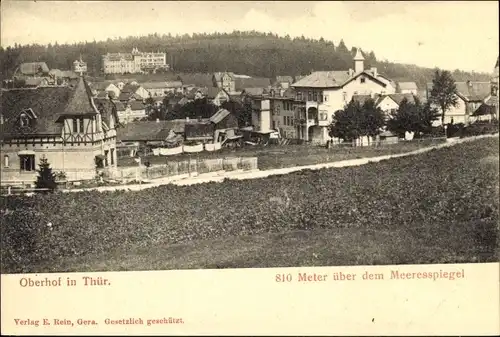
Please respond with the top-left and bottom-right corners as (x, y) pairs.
(324, 94), (329, 102)
(4, 155), (9, 168)
(313, 92), (318, 101)
(104, 150), (109, 167)
(79, 118), (84, 133)
(361, 77), (366, 83)
(343, 92), (347, 101)
(297, 92), (303, 101)
(318, 93), (323, 102)
(19, 155), (35, 171)
(308, 91), (313, 101)
(276, 105), (281, 115)
(110, 149), (115, 165)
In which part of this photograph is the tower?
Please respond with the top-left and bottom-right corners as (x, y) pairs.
(354, 49), (365, 74)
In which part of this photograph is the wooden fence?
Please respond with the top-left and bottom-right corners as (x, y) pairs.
(101, 157), (258, 181)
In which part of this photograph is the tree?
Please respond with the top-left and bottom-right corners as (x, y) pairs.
(35, 157), (57, 192)
(144, 95), (155, 115)
(221, 100), (252, 127)
(360, 98), (385, 138)
(329, 99), (385, 143)
(329, 101), (362, 142)
(429, 69), (459, 125)
(388, 97), (440, 137)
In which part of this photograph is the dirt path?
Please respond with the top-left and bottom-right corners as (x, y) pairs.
(64, 134), (498, 192)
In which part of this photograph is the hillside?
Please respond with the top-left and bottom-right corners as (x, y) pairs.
(0, 31), (492, 88)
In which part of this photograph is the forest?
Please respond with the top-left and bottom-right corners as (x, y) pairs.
(0, 31), (492, 88)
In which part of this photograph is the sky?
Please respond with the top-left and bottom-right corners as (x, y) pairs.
(1, 1), (498, 73)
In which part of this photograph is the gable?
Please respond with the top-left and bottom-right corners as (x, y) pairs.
(343, 72), (387, 88)
(377, 96), (400, 110)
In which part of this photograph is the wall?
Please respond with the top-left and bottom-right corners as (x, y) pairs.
(1, 138), (117, 184)
(271, 99), (297, 138)
(376, 96), (399, 120)
(251, 99), (271, 131)
(432, 95), (468, 126)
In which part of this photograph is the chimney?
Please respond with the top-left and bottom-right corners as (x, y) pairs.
(348, 69), (354, 77)
(371, 67), (377, 77)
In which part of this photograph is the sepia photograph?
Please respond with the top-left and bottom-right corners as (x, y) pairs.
(0, 0), (498, 278)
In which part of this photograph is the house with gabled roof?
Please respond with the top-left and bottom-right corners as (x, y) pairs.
(291, 49), (396, 144)
(213, 72), (236, 93)
(89, 81), (121, 98)
(397, 82), (418, 95)
(142, 81), (183, 97)
(1, 77), (118, 185)
(14, 62), (50, 78)
(426, 80), (492, 125)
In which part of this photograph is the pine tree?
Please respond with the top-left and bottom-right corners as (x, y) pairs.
(35, 157), (57, 192)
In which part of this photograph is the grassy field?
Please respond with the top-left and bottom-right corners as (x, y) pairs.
(118, 138), (446, 170)
(1, 137), (498, 273)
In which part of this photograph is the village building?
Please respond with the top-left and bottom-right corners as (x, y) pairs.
(397, 82), (418, 95)
(291, 50), (396, 144)
(102, 48), (168, 74)
(142, 81), (183, 97)
(90, 81), (121, 98)
(1, 77), (118, 186)
(73, 57), (88, 75)
(426, 80), (492, 125)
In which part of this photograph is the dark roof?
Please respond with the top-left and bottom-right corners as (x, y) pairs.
(63, 77), (97, 116)
(121, 83), (141, 93)
(242, 87), (269, 96)
(128, 101), (146, 111)
(117, 121), (172, 141)
(176, 73), (214, 87)
(0, 77), (98, 138)
(427, 81), (491, 102)
(185, 122), (214, 140)
(455, 82), (491, 101)
(235, 77), (272, 91)
(17, 62), (50, 76)
(387, 93), (417, 105)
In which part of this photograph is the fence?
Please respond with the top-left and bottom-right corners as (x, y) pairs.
(102, 157), (258, 181)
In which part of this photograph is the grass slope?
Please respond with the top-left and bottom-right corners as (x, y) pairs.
(1, 137), (498, 273)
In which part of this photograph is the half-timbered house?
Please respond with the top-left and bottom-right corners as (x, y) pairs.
(1, 77), (118, 186)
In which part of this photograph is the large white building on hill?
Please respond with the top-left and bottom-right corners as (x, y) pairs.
(102, 48), (168, 74)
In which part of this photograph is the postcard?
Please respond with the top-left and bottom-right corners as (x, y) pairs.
(1, 1), (499, 335)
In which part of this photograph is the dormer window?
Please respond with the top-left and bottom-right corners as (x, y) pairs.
(19, 108), (37, 127)
(361, 78), (366, 83)
(20, 113), (29, 127)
